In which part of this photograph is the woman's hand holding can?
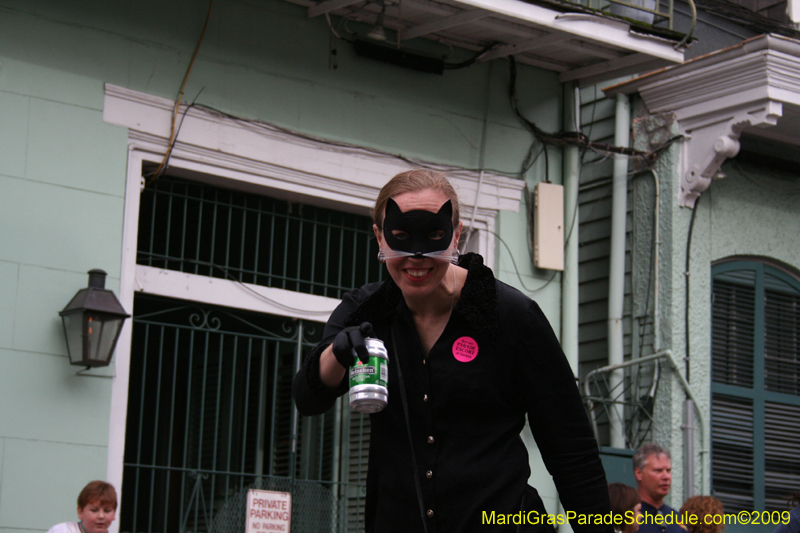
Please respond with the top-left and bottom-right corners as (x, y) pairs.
(332, 322), (375, 368)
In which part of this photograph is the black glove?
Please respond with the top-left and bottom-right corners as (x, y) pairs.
(332, 322), (375, 368)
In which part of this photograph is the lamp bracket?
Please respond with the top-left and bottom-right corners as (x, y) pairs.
(76, 366), (116, 378)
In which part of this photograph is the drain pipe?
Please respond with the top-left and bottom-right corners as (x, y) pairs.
(562, 82), (580, 377)
(684, 399), (696, 500)
(607, 93), (630, 449)
(559, 82), (581, 533)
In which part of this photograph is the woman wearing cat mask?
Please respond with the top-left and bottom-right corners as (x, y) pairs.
(293, 169), (611, 533)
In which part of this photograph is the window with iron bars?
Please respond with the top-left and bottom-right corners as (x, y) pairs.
(122, 174), (381, 533)
(136, 174), (385, 299)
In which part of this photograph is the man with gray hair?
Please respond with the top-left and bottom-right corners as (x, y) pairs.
(633, 444), (684, 533)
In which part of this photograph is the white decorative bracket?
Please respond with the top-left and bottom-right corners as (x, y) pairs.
(603, 35), (800, 209)
(680, 101), (782, 208)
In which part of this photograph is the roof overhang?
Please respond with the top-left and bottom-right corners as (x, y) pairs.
(605, 34), (800, 207)
(286, 0), (685, 85)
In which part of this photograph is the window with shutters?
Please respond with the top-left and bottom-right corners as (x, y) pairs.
(711, 261), (800, 512)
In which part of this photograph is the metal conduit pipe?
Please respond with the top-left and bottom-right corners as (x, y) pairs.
(562, 82), (580, 377)
(684, 399), (696, 500)
(607, 93), (629, 449)
(582, 349), (707, 494)
(675, 0), (697, 50)
(559, 82), (581, 533)
(651, 169), (661, 353)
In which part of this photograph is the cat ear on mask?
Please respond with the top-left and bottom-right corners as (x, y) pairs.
(385, 197), (402, 223)
(436, 199), (452, 220)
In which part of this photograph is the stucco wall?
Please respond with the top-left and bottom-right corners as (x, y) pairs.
(0, 0), (564, 530)
(633, 108), (800, 511)
(632, 112), (703, 507)
(688, 157), (800, 496)
(707, 159), (800, 267)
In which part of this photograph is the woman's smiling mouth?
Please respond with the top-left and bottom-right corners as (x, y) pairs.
(404, 268), (433, 280)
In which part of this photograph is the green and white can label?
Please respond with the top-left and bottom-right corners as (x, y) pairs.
(348, 337), (389, 413)
(349, 356), (388, 386)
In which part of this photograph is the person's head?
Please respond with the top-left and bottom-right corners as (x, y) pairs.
(680, 495), (724, 533)
(372, 170), (463, 300)
(633, 444), (672, 507)
(608, 483), (641, 533)
(77, 481), (117, 533)
(372, 169), (461, 232)
(788, 490), (800, 509)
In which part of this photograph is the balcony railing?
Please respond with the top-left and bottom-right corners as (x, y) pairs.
(556, 0), (696, 47)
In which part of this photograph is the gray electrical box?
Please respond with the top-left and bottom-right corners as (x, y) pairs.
(533, 182), (564, 271)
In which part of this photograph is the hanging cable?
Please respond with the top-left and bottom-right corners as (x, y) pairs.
(635, 170), (659, 360)
(146, 0), (213, 186)
(443, 44), (495, 70)
(478, 227), (558, 293)
(171, 101), (529, 179)
(684, 196), (701, 381)
(508, 56), (680, 166)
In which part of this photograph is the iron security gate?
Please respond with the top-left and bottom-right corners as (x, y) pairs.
(122, 174), (382, 533)
(121, 295), (370, 533)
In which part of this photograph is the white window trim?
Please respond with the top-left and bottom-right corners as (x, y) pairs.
(102, 83), (524, 520)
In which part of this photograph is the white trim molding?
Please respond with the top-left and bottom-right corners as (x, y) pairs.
(134, 265), (341, 321)
(103, 83), (524, 222)
(604, 34), (800, 208)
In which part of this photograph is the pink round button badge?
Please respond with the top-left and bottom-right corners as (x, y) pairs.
(452, 336), (479, 362)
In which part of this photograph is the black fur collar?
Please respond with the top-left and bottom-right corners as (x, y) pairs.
(344, 253), (499, 339)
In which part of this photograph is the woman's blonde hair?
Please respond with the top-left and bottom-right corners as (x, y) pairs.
(372, 169), (460, 230)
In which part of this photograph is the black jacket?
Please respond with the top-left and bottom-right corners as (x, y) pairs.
(293, 254), (612, 533)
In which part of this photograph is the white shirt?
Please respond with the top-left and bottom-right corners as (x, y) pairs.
(47, 522), (82, 533)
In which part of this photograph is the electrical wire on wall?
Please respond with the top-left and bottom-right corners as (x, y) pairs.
(139, 22), (679, 188)
(167, 101), (528, 179)
(684, 195), (700, 382)
(136, 20), (686, 291)
(484, 228), (558, 293)
(505, 56), (684, 276)
(145, 0), (213, 186)
(631, 168), (661, 441)
(507, 56), (683, 171)
(635, 169), (659, 360)
(507, 57), (549, 181)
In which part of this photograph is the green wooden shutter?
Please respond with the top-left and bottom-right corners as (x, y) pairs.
(764, 274), (800, 395)
(711, 394), (754, 510)
(712, 272), (756, 388)
(712, 263), (800, 514)
(764, 401), (800, 509)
